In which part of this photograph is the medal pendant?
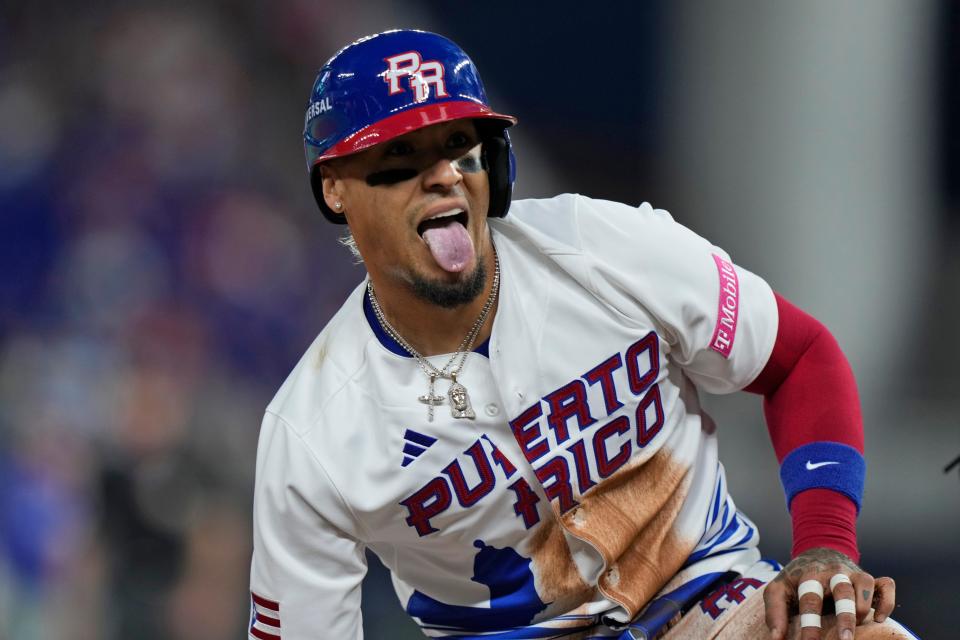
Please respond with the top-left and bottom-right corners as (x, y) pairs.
(448, 375), (475, 420)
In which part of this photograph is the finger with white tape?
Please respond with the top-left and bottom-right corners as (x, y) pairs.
(828, 570), (858, 640)
(797, 579), (824, 636)
(829, 573), (852, 591)
(834, 598), (857, 615)
(800, 613), (822, 628)
(798, 579), (824, 599)
(829, 573), (857, 617)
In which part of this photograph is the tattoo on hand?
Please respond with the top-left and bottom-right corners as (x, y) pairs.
(777, 547), (862, 587)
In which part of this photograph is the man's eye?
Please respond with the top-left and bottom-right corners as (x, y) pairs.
(385, 141), (413, 156)
(446, 132), (473, 148)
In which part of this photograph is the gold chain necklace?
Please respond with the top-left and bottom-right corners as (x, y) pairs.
(367, 251), (499, 421)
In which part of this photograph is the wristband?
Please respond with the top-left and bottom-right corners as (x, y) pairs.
(780, 442), (865, 512)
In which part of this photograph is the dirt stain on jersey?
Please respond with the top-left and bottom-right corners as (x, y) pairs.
(523, 449), (696, 620)
(313, 339), (328, 368)
(562, 449), (696, 616)
(527, 511), (594, 614)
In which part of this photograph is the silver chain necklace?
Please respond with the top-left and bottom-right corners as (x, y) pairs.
(367, 251), (500, 422)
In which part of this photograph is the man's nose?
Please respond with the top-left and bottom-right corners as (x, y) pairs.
(421, 156), (463, 192)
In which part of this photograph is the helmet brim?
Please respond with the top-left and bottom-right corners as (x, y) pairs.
(312, 100), (516, 168)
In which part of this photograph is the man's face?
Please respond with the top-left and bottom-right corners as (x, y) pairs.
(320, 120), (492, 308)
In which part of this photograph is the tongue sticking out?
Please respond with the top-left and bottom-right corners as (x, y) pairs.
(422, 220), (474, 273)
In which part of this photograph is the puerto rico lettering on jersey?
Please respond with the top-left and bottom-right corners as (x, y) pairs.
(400, 331), (665, 536)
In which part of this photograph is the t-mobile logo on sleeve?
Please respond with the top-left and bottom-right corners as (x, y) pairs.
(710, 253), (739, 358)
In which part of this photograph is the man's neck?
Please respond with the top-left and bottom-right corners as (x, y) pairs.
(368, 249), (498, 357)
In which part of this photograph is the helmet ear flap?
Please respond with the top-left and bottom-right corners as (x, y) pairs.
(482, 132), (513, 219)
(311, 164), (348, 224)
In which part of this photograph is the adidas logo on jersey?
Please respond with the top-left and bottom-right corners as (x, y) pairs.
(402, 429), (438, 467)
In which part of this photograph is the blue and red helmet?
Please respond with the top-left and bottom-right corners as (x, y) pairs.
(303, 29), (518, 223)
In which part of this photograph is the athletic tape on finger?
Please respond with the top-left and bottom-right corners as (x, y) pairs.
(834, 598), (856, 615)
(798, 580), (824, 599)
(800, 613), (822, 628)
(830, 574), (852, 590)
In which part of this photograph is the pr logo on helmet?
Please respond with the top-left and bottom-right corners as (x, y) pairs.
(383, 51), (449, 102)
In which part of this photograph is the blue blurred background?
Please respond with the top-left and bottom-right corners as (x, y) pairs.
(0, 1), (957, 638)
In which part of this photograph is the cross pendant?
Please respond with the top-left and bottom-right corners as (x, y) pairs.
(418, 374), (445, 422)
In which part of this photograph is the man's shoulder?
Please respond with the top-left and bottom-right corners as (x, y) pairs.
(264, 280), (371, 436)
(509, 193), (662, 216)
(497, 193), (668, 254)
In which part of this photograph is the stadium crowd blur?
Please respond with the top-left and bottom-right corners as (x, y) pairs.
(0, 2), (957, 639)
(0, 3), (371, 638)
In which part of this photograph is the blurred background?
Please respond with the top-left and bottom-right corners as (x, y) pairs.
(0, 0), (957, 638)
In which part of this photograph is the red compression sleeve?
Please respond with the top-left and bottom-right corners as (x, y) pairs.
(744, 293), (863, 561)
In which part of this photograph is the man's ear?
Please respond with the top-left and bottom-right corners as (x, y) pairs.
(319, 163), (346, 218)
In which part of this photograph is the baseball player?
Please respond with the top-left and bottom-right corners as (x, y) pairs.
(249, 30), (917, 639)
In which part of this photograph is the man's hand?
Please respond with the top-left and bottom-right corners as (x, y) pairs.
(763, 547), (896, 640)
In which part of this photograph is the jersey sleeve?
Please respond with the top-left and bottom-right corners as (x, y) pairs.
(573, 196), (778, 393)
(250, 410), (367, 639)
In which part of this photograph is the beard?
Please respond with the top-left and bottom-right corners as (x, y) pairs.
(409, 260), (487, 309)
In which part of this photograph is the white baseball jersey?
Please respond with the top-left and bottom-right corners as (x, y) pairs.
(248, 194), (780, 639)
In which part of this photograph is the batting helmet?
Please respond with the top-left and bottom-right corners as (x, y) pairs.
(303, 29), (518, 223)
